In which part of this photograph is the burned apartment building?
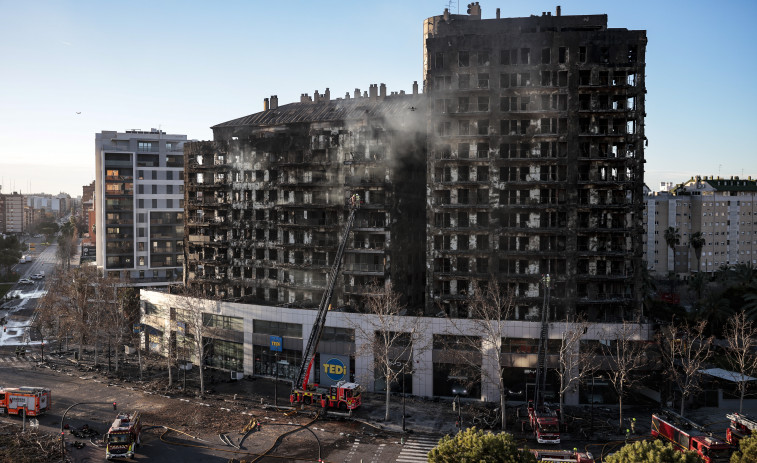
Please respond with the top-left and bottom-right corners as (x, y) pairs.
(183, 4), (646, 323)
(185, 88), (427, 310)
(424, 5), (647, 321)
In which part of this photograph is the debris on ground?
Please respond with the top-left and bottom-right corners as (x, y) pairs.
(0, 422), (63, 463)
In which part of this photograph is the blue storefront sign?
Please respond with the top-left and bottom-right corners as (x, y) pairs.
(270, 335), (283, 352)
(320, 355), (350, 387)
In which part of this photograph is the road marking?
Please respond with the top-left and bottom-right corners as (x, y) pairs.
(344, 437), (360, 462)
(395, 435), (439, 462)
(370, 442), (386, 463)
(0, 354), (41, 363)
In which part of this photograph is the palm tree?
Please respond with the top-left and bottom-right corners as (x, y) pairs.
(744, 282), (757, 321)
(687, 271), (707, 301)
(696, 290), (735, 335)
(689, 231), (705, 272)
(663, 227), (681, 290)
(731, 263), (756, 288)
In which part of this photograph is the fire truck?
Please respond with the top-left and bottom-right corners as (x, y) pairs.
(526, 402), (561, 444)
(0, 387), (51, 416)
(651, 411), (732, 463)
(105, 411), (142, 460)
(290, 196), (362, 411)
(524, 274), (561, 444)
(726, 412), (757, 445)
(530, 449), (594, 462)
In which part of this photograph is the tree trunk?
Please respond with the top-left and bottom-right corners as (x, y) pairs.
(114, 345), (119, 373)
(499, 381), (507, 430)
(680, 394), (685, 416)
(198, 344), (205, 396)
(78, 332), (84, 361)
(618, 386), (624, 432)
(559, 375), (565, 425)
(385, 372), (391, 421)
(740, 383), (745, 414)
(166, 341), (173, 387)
(137, 340), (143, 381)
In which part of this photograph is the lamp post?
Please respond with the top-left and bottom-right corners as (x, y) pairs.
(401, 361), (407, 432)
(453, 395), (462, 433)
(274, 353), (279, 407)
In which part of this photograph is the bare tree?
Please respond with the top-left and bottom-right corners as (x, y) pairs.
(38, 266), (99, 361)
(724, 311), (757, 413)
(173, 289), (220, 396)
(601, 320), (648, 431)
(350, 281), (422, 422)
(658, 320), (712, 417)
(447, 279), (515, 430)
(556, 317), (595, 424)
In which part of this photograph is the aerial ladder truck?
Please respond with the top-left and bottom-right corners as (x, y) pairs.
(290, 194), (362, 411)
(525, 274), (561, 443)
(726, 412), (757, 445)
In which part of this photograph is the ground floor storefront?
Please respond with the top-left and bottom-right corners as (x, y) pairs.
(140, 290), (653, 405)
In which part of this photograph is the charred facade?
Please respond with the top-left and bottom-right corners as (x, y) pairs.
(185, 90), (427, 309)
(184, 5), (646, 322)
(424, 6), (646, 320)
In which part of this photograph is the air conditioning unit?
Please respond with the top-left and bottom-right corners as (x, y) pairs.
(231, 371), (244, 380)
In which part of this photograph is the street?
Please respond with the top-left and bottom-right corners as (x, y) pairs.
(1, 239), (58, 348)
(0, 356), (434, 463)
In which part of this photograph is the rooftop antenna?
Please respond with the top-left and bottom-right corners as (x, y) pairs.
(446, 0), (459, 14)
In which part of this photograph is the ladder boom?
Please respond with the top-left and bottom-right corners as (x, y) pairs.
(294, 198), (359, 390)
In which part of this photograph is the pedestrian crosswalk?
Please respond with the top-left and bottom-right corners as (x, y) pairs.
(396, 435), (439, 463)
(0, 354), (42, 363)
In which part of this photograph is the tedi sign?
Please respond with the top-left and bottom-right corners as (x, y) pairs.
(320, 355), (350, 386)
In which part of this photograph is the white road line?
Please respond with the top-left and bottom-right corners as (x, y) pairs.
(395, 436), (438, 462)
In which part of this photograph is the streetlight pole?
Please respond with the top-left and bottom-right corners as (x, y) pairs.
(274, 353), (279, 407)
(401, 361), (406, 432)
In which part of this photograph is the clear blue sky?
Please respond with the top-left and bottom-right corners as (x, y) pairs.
(1, 0), (755, 197)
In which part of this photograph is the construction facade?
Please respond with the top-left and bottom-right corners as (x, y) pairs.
(645, 176), (757, 276)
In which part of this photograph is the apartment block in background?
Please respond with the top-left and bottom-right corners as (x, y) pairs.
(95, 129), (187, 286)
(1, 192), (25, 234)
(644, 176), (757, 276)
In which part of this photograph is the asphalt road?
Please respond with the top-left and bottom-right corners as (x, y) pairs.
(0, 359), (423, 463)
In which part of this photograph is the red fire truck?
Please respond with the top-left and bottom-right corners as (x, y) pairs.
(105, 411), (142, 460)
(651, 411), (732, 463)
(0, 387), (51, 416)
(531, 449), (594, 462)
(526, 402), (561, 444)
(726, 412), (757, 445)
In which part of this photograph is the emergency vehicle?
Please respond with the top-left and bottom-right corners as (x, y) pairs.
(105, 411), (142, 460)
(526, 401), (561, 444)
(0, 387), (51, 416)
(651, 411), (732, 463)
(726, 412), (757, 445)
(531, 449), (594, 462)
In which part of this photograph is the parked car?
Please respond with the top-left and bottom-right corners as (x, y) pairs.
(18, 278), (33, 285)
